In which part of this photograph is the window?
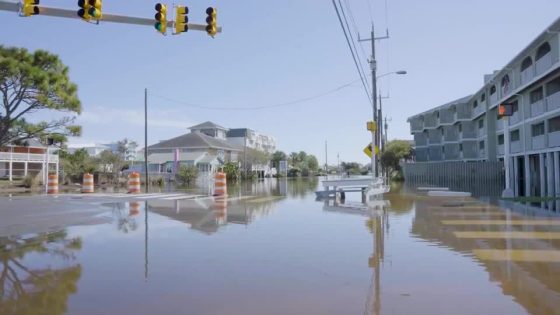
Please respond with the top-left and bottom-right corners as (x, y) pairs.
(459, 144), (463, 151)
(479, 141), (485, 150)
(501, 75), (510, 95)
(498, 134), (505, 145)
(549, 116), (560, 132)
(478, 119), (484, 129)
(546, 77), (560, 96)
(536, 42), (551, 60)
(490, 85), (496, 95)
(510, 130), (520, 141)
(458, 124), (462, 133)
(521, 56), (533, 71)
(532, 122), (545, 137)
(473, 100), (478, 108)
(480, 93), (486, 102)
(511, 101), (519, 113)
(530, 87), (544, 103)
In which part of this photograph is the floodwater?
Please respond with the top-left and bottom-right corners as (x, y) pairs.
(1, 178), (560, 315)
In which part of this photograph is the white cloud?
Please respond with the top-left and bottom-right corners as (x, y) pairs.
(79, 106), (192, 129)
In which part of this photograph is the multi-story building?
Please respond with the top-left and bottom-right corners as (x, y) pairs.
(407, 17), (560, 197)
(0, 139), (58, 181)
(227, 128), (277, 154)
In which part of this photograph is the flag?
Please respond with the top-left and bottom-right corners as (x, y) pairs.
(174, 148), (180, 174)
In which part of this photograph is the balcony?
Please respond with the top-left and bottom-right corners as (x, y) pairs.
(456, 105), (471, 120)
(497, 144), (504, 155)
(531, 135), (546, 150)
(428, 134), (443, 145)
(473, 104), (485, 117)
(520, 66), (534, 86)
(549, 131), (560, 147)
(547, 91), (560, 112)
(410, 119), (424, 133)
(439, 109), (456, 125)
(477, 126), (486, 138)
(414, 134), (428, 146)
(509, 111), (522, 125)
(510, 141), (522, 153)
(462, 141), (478, 159)
(444, 144), (460, 160)
(496, 119), (504, 131)
(536, 53), (553, 76)
(489, 93), (498, 106)
(530, 100), (545, 117)
(428, 146), (443, 161)
(424, 115), (438, 129)
(415, 148), (429, 162)
(0, 152), (58, 163)
(444, 126), (459, 142)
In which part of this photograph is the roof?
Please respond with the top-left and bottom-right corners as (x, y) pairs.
(407, 95), (472, 121)
(188, 121), (228, 131)
(147, 131), (242, 151)
(226, 128), (250, 138)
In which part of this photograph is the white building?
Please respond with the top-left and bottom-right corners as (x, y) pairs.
(67, 143), (110, 157)
(0, 139), (58, 181)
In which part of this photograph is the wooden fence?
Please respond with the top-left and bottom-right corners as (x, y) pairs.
(402, 161), (505, 196)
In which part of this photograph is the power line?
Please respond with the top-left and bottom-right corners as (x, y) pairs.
(331, 0), (372, 104)
(365, 0), (373, 23)
(150, 79), (361, 111)
(343, 0), (369, 66)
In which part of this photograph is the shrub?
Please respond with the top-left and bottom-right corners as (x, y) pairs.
(22, 174), (38, 188)
(175, 166), (198, 186)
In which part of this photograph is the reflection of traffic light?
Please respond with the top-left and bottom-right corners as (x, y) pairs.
(174, 5), (188, 34)
(205, 7), (217, 37)
(77, 0), (91, 20)
(23, 0), (40, 16)
(88, 0), (102, 20)
(498, 103), (513, 119)
(154, 3), (167, 35)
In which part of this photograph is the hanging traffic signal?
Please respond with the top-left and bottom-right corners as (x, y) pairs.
(498, 103), (513, 118)
(88, 0), (102, 20)
(154, 3), (167, 35)
(77, 0), (91, 20)
(174, 5), (188, 34)
(22, 0), (40, 16)
(205, 7), (217, 37)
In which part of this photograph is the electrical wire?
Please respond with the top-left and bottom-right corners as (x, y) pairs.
(344, 0), (369, 60)
(150, 79), (361, 111)
(332, 0), (372, 104)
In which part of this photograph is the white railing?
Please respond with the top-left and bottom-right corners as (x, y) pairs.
(547, 91), (560, 112)
(0, 152), (58, 162)
(548, 131), (560, 148)
(510, 141), (522, 153)
(496, 119), (504, 131)
(520, 66), (534, 85)
(530, 100), (545, 117)
(536, 53), (553, 76)
(531, 135), (546, 150)
(497, 144), (504, 155)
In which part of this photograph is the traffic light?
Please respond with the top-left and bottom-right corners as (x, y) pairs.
(498, 103), (513, 118)
(205, 7), (217, 37)
(154, 3), (167, 35)
(174, 5), (189, 34)
(77, 0), (91, 20)
(88, 0), (102, 20)
(22, 0), (40, 17)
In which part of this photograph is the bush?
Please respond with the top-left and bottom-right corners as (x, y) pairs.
(287, 168), (301, 177)
(175, 166), (198, 186)
(151, 176), (164, 186)
(222, 162), (240, 181)
(22, 174), (38, 188)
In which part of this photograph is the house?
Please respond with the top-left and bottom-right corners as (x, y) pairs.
(0, 139), (58, 181)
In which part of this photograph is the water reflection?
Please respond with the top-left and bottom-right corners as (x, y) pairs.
(0, 231), (82, 315)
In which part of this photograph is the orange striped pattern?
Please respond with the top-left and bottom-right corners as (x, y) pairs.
(82, 173), (94, 193)
(128, 172), (141, 194)
(213, 197), (227, 220)
(129, 201), (141, 216)
(47, 174), (58, 194)
(213, 171), (227, 196)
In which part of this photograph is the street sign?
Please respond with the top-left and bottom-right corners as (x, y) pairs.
(363, 143), (379, 158)
(279, 160), (288, 173)
(367, 121), (377, 132)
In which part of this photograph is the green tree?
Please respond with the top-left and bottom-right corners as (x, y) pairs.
(271, 150), (287, 169)
(384, 140), (413, 160)
(175, 165), (198, 186)
(289, 152), (299, 167)
(305, 155), (319, 172)
(116, 138), (138, 161)
(222, 162), (240, 180)
(59, 149), (96, 183)
(0, 46), (81, 146)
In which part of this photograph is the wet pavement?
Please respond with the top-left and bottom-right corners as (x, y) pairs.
(0, 178), (559, 314)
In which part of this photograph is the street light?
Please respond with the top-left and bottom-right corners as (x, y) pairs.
(371, 70), (407, 180)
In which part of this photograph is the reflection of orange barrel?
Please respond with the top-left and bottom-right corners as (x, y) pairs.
(82, 173), (94, 193)
(129, 201), (141, 216)
(213, 197), (227, 220)
(213, 172), (227, 196)
(47, 174), (58, 194)
(128, 172), (141, 194)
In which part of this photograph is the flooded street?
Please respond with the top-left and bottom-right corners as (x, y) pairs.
(1, 178), (560, 314)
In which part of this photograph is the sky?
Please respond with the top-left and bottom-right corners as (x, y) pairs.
(2, 0), (560, 164)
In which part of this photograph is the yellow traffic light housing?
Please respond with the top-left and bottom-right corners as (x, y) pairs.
(22, 0), (40, 17)
(205, 7), (217, 37)
(88, 0), (102, 20)
(77, 0), (91, 20)
(174, 5), (189, 34)
(367, 121), (377, 132)
(154, 3), (167, 35)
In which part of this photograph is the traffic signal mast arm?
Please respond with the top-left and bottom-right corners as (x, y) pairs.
(0, 0), (222, 33)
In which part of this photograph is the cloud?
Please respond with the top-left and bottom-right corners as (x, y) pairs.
(78, 106), (192, 129)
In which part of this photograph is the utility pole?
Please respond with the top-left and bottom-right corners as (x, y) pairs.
(144, 88), (149, 193)
(359, 25), (389, 180)
(244, 129), (247, 179)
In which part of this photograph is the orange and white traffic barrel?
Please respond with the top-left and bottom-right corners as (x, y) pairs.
(213, 196), (227, 221)
(47, 174), (58, 194)
(213, 171), (227, 196)
(82, 173), (94, 193)
(128, 172), (141, 194)
(129, 201), (141, 216)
